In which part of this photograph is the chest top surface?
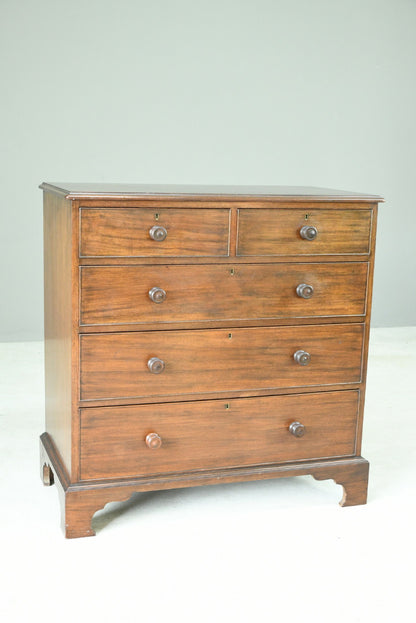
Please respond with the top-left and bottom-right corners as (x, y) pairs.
(39, 182), (382, 202)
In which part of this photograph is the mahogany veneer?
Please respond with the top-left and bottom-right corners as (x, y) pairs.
(80, 262), (368, 326)
(40, 183), (381, 537)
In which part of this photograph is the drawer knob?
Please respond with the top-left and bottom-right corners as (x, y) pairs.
(148, 287), (167, 303)
(293, 349), (311, 365)
(149, 225), (167, 241)
(289, 422), (306, 438)
(147, 357), (165, 374)
(299, 225), (318, 241)
(145, 432), (162, 449)
(296, 283), (314, 299)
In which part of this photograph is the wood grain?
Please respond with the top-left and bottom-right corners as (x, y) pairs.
(80, 207), (230, 257)
(40, 182), (382, 202)
(311, 458), (369, 506)
(354, 204), (378, 455)
(237, 208), (372, 255)
(40, 433), (369, 538)
(70, 201), (81, 482)
(80, 262), (368, 327)
(43, 192), (73, 475)
(80, 390), (359, 480)
(80, 324), (364, 401)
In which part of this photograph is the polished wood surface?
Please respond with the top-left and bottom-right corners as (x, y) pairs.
(80, 207), (230, 257)
(40, 183), (380, 537)
(80, 324), (364, 401)
(80, 262), (368, 327)
(43, 192), (73, 475)
(40, 182), (382, 202)
(80, 390), (359, 480)
(312, 458), (369, 506)
(237, 208), (372, 256)
(41, 433), (369, 538)
(355, 205), (378, 456)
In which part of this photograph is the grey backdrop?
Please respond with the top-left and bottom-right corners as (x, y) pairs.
(1, 0), (415, 340)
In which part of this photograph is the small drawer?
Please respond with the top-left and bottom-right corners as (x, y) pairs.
(80, 262), (368, 326)
(80, 324), (364, 401)
(237, 208), (372, 256)
(79, 390), (359, 480)
(80, 207), (230, 257)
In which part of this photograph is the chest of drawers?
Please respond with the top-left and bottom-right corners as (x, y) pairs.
(39, 183), (381, 538)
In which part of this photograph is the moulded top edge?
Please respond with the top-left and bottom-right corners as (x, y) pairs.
(39, 182), (384, 202)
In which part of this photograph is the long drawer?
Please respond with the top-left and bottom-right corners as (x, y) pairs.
(80, 390), (359, 480)
(80, 324), (364, 401)
(80, 262), (368, 326)
(80, 207), (230, 257)
(237, 208), (372, 256)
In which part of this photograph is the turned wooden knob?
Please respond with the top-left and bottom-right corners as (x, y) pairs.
(149, 225), (167, 241)
(299, 225), (318, 240)
(296, 283), (314, 299)
(147, 357), (165, 374)
(289, 422), (306, 437)
(145, 433), (162, 449)
(293, 349), (311, 365)
(148, 287), (166, 303)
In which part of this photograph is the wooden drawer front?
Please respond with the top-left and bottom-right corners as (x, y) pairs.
(80, 390), (359, 480)
(80, 262), (368, 326)
(237, 208), (372, 256)
(80, 208), (230, 257)
(80, 324), (364, 401)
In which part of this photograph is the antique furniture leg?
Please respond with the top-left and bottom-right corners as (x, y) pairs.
(311, 457), (369, 506)
(40, 438), (54, 486)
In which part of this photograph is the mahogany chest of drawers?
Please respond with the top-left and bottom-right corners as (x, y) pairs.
(40, 183), (381, 538)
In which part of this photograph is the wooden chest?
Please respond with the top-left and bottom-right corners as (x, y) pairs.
(40, 183), (381, 538)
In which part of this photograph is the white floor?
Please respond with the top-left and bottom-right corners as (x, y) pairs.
(0, 327), (415, 623)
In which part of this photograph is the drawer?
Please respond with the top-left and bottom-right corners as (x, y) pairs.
(80, 262), (368, 326)
(80, 207), (230, 257)
(80, 324), (364, 401)
(237, 208), (372, 256)
(80, 390), (359, 480)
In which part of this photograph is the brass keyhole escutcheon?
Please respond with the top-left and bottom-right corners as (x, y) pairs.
(154, 213), (160, 220)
